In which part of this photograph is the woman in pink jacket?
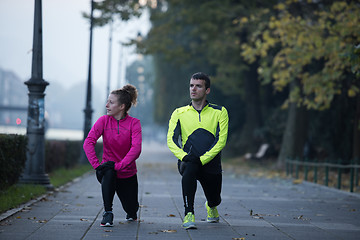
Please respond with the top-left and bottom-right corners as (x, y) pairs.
(83, 84), (142, 227)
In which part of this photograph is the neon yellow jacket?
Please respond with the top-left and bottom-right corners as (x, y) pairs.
(167, 102), (228, 173)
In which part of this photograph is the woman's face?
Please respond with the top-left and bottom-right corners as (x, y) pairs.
(105, 94), (124, 119)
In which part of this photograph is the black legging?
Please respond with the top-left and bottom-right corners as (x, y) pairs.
(180, 161), (222, 215)
(96, 168), (139, 218)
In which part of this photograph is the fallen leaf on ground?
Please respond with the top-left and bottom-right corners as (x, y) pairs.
(160, 229), (177, 233)
(252, 213), (264, 219)
(293, 179), (303, 184)
(37, 220), (48, 223)
(167, 214), (176, 217)
(0, 220), (12, 226)
(295, 215), (310, 220)
(22, 207), (32, 211)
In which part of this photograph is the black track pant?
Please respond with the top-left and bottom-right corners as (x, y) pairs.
(96, 168), (139, 218)
(179, 161), (222, 215)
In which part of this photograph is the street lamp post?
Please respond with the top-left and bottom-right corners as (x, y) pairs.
(106, 18), (113, 103)
(19, 0), (52, 188)
(81, 0), (94, 163)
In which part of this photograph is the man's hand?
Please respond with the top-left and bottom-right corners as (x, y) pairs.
(182, 155), (202, 165)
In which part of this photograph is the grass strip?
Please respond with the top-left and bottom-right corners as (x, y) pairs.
(49, 164), (93, 188)
(0, 184), (47, 214)
(0, 164), (92, 214)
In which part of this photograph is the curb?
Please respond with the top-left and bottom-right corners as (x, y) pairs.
(0, 171), (92, 222)
(0, 193), (48, 222)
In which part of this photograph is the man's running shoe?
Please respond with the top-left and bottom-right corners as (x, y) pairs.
(182, 212), (197, 229)
(205, 201), (219, 223)
(100, 211), (113, 227)
(126, 214), (137, 222)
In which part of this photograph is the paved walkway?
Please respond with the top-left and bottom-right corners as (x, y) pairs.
(1, 143), (360, 239)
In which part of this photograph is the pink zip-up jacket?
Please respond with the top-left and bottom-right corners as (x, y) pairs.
(83, 114), (142, 179)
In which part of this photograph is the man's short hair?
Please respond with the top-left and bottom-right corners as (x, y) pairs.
(191, 72), (210, 89)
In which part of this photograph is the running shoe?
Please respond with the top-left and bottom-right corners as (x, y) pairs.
(205, 201), (219, 223)
(182, 212), (197, 229)
(100, 211), (113, 227)
(126, 214), (137, 222)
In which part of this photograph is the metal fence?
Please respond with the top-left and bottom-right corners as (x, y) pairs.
(286, 158), (360, 192)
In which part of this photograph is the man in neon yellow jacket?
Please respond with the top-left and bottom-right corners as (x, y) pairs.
(167, 72), (229, 229)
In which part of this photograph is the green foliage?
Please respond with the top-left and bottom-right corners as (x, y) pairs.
(307, 93), (357, 161)
(45, 140), (79, 172)
(241, 0), (360, 110)
(0, 136), (102, 191)
(0, 134), (27, 190)
(49, 165), (93, 188)
(82, 0), (143, 27)
(141, 0), (277, 125)
(91, 0), (360, 160)
(45, 140), (103, 173)
(0, 165), (92, 214)
(126, 55), (156, 126)
(0, 184), (46, 214)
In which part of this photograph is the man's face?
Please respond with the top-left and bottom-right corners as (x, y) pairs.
(189, 78), (210, 101)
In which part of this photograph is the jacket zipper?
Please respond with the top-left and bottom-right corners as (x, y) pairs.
(117, 120), (119, 134)
(193, 104), (206, 122)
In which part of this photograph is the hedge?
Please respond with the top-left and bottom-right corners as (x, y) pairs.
(0, 134), (27, 191)
(0, 134), (103, 190)
(45, 140), (103, 172)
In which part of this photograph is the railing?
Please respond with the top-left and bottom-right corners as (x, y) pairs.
(286, 158), (360, 192)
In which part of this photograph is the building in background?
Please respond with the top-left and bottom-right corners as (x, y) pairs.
(0, 68), (28, 127)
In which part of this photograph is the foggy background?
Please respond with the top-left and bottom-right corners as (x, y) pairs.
(0, 0), (359, 164)
(0, 0), (160, 141)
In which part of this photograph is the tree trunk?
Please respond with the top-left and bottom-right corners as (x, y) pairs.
(277, 81), (308, 167)
(238, 64), (263, 153)
(353, 94), (360, 160)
